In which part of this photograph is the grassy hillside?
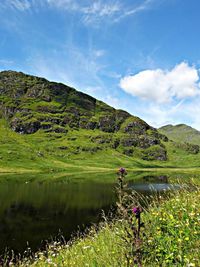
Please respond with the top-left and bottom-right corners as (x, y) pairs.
(159, 124), (200, 145)
(0, 70), (200, 173)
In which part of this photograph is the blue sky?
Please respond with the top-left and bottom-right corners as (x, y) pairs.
(1, 0), (200, 129)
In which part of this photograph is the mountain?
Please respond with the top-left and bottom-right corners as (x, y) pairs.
(0, 70), (170, 171)
(159, 124), (200, 145)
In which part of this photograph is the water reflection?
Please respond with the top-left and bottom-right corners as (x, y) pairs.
(129, 175), (181, 193)
(0, 180), (116, 256)
(0, 172), (191, 257)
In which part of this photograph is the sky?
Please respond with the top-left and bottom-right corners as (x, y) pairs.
(1, 0), (200, 129)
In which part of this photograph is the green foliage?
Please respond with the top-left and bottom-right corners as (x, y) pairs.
(142, 187), (200, 266)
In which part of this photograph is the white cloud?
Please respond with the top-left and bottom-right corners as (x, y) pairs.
(46, 0), (79, 11)
(0, 59), (14, 65)
(2, 0), (31, 11)
(45, 0), (155, 26)
(1, 0), (158, 26)
(120, 62), (200, 104)
(92, 49), (105, 58)
(82, 1), (121, 25)
(114, 0), (154, 22)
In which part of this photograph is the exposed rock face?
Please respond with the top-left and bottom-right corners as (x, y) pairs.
(98, 116), (116, 132)
(0, 70), (169, 161)
(124, 120), (151, 134)
(10, 118), (41, 134)
(142, 146), (167, 161)
(86, 121), (98, 130)
(121, 136), (160, 149)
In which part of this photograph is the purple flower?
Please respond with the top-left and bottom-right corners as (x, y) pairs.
(119, 167), (126, 174)
(132, 207), (141, 216)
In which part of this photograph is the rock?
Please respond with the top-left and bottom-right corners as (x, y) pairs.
(142, 145), (167, 161)
(40, 122), (52, 130)
(115, 110), (131, 130)
(120, 137), (139, 147)
(91, 135), (112, 144)
(79, 117), (89, 129)
(120, 135), (160, 149)
(123, 148), (133, 156)
(10, 118), (41, 134)
(112, 139), (120, 149)
(98, 115), (116, 132)
(86, 120), (98, 130)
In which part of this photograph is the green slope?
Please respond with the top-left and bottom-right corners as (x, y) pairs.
(0, 70), (200, 173)
(159, 124), (200, 145)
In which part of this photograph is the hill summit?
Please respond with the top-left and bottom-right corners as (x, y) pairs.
(0, 70), (168, 161)
(159, 124), (200, 146)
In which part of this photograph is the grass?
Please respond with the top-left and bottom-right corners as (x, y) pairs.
(2, 117), (200, 176)
(2, 71), (200, 175)
(141, 187), (200, 266)
(16, 183), (200, 267)
(159, 124), (200, 145)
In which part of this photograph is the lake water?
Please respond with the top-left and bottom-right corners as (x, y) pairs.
(0, 172), (193, 258)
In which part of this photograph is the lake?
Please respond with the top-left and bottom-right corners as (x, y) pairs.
(0, 171), (194, 259)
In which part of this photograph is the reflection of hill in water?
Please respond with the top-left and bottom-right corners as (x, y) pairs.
(0, 180), (116, 215)
(127, 175), (183, 194)
(130, 183), (181, 192)
(0, 179), (116, 255)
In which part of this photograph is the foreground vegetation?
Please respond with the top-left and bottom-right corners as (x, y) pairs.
(16, 183), (200, 267)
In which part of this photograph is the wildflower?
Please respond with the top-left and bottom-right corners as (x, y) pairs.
(118, 167), (127, 175)
(132, 206), (142, 218)
(83, 246), (91, 250)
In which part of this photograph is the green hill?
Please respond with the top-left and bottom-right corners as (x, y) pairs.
(159, 124), (200, 145)
(0, 70), (200, 173)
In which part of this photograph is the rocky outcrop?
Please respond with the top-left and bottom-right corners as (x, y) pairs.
(120, 135), (160, 149)
(142, 145), (167, 161)
(10, 117), (41, 134)
(98, 115), (116, 132)
(123, 119), (151, 135)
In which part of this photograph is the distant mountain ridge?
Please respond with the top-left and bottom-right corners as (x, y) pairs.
(0, 70), (168, 161)
(159, 124), (200, 145)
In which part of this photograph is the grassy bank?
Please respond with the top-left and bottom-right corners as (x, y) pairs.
(18, 185), (200, 267)
(2, 117), (200, 175)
